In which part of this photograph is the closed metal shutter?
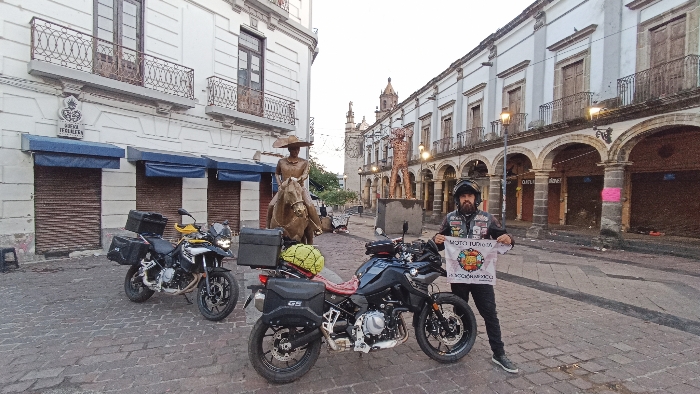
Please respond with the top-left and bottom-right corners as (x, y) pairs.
(259, 173), (273, 229)
(631, 171), (700, 236)
(207, 170), (241, 233)
(135, 162), (182, 241)
(34, 166), (102, 255)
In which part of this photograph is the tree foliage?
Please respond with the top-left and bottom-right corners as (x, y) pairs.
(308, 156), (339, 192)
(309, 156), (356, 206)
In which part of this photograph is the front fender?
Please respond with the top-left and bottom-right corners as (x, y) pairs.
(208, 266), (231, 273)
(412, 292), (449, 327)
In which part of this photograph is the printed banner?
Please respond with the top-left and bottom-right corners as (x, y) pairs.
(444, 237), (512, 285)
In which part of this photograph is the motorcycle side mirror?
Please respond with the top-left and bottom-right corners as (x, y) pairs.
(177, 208), (196, 223)
(222, 220), (229, 226)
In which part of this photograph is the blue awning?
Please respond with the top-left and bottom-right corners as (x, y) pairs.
(218, 170), (261, 182)
(272, 176), (278, 192)
(21, 134), (124, 169)
(128, 147), (206, 178)
(258, 162), (277, 173)
(204, 156), (263, 172)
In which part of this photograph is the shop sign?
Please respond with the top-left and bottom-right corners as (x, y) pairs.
(57, 96), (84, 139)
(521, 179), (535, 185)
(549, 178), (561, 184)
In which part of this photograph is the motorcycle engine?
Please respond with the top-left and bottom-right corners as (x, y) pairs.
(362, 311), (386, 336)
(158, 268), (176, 285)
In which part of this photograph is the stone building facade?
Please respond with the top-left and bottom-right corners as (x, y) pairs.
(0, 0), (317, 259)
(349, 0), (700, 243)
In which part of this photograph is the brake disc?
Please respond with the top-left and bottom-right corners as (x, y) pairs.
(435, 310), (463, 346)
(271, 329), (294, 362)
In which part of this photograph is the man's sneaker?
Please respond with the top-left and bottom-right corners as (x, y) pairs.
(492, 354), (519, 373)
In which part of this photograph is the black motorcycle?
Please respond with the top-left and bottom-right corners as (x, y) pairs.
(108, 208), (238, 321)
(240, 225), (477, 383)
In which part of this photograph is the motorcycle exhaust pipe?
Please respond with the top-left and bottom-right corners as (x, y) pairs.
(288, 329), (323, 350)
(320, 326), (339, 351)
(172, 274), (201, 295)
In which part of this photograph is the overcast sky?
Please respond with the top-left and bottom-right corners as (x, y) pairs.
(308, 0), (530, 175)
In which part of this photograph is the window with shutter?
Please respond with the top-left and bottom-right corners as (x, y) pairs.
(93, 0), (143, 83)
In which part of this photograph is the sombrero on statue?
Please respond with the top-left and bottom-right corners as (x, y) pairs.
(273, 135), (314, 148)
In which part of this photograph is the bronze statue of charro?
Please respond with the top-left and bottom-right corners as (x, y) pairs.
(388, 127), (413, 199)
(267, 135), (323, 244)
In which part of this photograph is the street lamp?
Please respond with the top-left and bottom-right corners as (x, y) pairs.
(357, 167), (363, 205)
(343, 174), (347, 190)
(500, 111), (511, 230)
(418, 142), (430, 207)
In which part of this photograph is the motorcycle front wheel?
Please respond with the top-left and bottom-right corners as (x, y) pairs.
(197, 270), (238, 321)
(124, 264), (155, 303)
(248, 319), (322, 384)
(415, 293), (477, 363)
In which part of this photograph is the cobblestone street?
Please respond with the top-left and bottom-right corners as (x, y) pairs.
(1, 217), (700, 393)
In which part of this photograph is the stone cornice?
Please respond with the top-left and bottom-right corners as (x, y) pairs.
(463, 82), (487, 97)
(438, 99), (456, 111)
(625, 0), (659, 10)
(497, 60), (531, 79)
(404, 122), (415, 128)
(547, 24), (597, 52)
(419, 112), (433, 121)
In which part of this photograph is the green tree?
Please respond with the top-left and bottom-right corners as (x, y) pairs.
(318, 189), (358, 207)
(308, 156), (339, 192)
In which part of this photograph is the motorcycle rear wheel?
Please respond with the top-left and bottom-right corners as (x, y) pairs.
(248, 319), (322, 384)
(124, 264), (155, 303)
(415, 293), (477, 363)
(197, 270), (238, 321)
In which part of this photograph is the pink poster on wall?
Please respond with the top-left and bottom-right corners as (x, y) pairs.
(601, 187), (621, 202)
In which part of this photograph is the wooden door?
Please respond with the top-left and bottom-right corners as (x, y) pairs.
(507, 87), (522, 132)
(649, 16), (686, 99)
(561, 60), (584, 122)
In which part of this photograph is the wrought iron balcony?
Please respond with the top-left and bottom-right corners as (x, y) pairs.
(30, 17), (194, 100)
(490, 113), (528, 137)
(618, 55), (700, 106)
(432, 137), (453, 155)
(539, 92), (593, 125)
(456, 127), (486, 148)
(272, 0), (290, 12)
(207, 76), (296, 126)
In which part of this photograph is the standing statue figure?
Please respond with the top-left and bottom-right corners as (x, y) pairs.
(267, 135), (323, 239)
(389, 127), (413, 199)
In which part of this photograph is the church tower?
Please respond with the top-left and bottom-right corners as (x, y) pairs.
(343, 102), (369, 206)
(376, 77), (398, 121)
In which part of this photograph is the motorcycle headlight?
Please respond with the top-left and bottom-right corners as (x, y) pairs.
(216, 237), (232, 250)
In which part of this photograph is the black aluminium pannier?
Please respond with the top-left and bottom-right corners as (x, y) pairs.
(262, 278), (325, 328)
(107, 236), (149, 265)
(236, 227), (283, 269)
(125, 210), (168, 235)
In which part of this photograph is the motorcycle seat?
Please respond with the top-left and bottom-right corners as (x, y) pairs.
(312, 274), (359, 295)
(144, 237), (175, 255)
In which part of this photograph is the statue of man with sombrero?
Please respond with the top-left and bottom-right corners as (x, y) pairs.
(268, 135), (323, 236)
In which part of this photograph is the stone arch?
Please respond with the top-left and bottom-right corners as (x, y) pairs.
(436, 160), (459, 178)
(458, 153), (493, 176)
(493, 146), (537, 172)
(538, 134), (608, 169)
(609, 113), (700, 162)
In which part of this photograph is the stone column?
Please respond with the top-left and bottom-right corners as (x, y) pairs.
(487, 174), (502, 219)
(594, 161), (631, 248)
(526, 170), (551, 238)
(432, 180), (443, 220)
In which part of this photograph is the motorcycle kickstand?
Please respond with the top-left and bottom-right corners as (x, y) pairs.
(182, 293), (193, 305)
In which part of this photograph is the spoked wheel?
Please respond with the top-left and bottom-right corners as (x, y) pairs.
(248, 319), (321, 384)
(415, 293), (477, 363)
(197, 270), (238, 321)
(124, 264), (154, 303)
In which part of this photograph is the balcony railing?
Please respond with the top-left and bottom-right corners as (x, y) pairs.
(207, 76), (296, 125)
(618, 55), (700, 106)
(490, 113), (528, 136)
(271, 0), (290, 12)
(30, 17), (194, 99)
(432, 137), (453, 155)
(539, 92), (593, 125)
(456, 127), (486, 148)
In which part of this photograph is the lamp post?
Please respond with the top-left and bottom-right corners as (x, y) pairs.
(343, 174), (347, 190)
(357, 167), (363, 212)
(418, 142), (430, 209)
(500, 111), (511, 230)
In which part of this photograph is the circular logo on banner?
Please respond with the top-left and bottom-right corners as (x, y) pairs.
(457, 248), (484, 272)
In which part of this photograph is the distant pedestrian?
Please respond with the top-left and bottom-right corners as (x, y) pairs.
(320, 203), (327, 217)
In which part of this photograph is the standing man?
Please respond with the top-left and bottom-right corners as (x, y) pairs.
(433, 179), (518, 373)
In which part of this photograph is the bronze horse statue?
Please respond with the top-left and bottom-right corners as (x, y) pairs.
(268, 179), (318, 244)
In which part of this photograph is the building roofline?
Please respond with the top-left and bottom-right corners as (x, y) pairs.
(362, 0), (550, 135)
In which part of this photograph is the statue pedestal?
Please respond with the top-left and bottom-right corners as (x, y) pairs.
(375, 199), (423, 236)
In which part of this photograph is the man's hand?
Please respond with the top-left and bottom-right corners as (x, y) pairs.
(496, 234), (512, 245)
(434, 234), (446, 244)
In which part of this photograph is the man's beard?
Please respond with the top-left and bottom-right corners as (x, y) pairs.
(459, 201), (476, 215)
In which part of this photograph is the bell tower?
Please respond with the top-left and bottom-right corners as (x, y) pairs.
(376, 77), (398, 120)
